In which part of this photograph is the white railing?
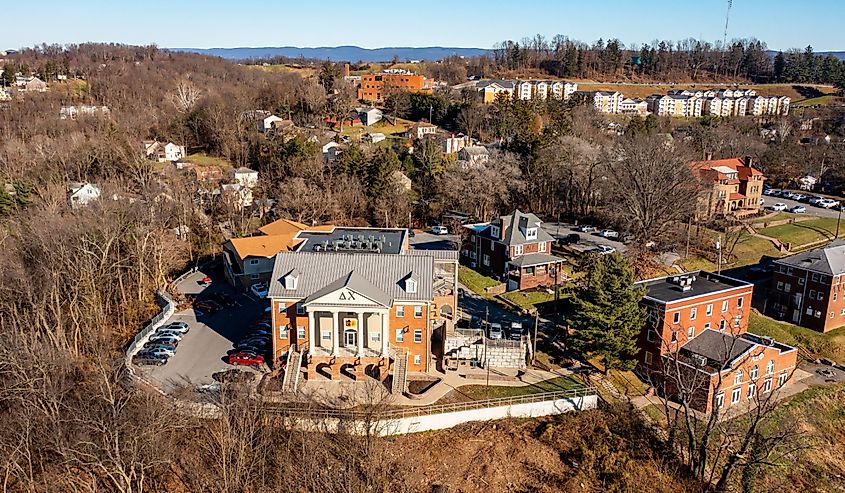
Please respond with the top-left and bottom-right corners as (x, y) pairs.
(264, 386), (596, 420)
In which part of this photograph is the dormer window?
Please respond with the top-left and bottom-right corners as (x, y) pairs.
(283, 270), (299, 290)
(526, 227), (537, 240)
(490, 226), (500, 239)
(405, 277), (417, 294)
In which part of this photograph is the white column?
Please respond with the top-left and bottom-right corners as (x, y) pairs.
(381, 310), (389, 356)
(356, 311), (364, 356)
(332, 311), (340, 355)
(308, 310), (316, 354)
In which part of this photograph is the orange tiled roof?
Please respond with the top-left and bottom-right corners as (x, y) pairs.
(258, 218), (309, 236)
(228, 233), (303, 259)
(729, 193), (746, 201)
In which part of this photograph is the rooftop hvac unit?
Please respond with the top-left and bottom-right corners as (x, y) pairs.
(692, 354), (708, 367)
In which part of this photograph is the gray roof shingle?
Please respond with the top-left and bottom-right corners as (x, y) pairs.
(680, 330), (754, 370)
(491, 210), (554, 246)
(268, 252), (434, 304)
(774, 240), (845, 275)
(509, 253), (562, 267)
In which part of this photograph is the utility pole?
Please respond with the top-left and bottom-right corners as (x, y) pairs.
(837, 205), (843, 239)
(484, 306), (490, 389)
(685, 216), (692, 259)
(532, 309), (539, 366)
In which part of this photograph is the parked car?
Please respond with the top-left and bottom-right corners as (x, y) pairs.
(792, 193), (807, 202)
(769, 202), (787, 211)
(148, 335), (181, 347)
(161, 321), (189, 334)
(599, 229), (619, 239)
(509, 321), (525, 340)
(575, 224), (595, 233)
(469, 316), (482, 330)
(197, 276), (212, 287)
(248, 329), (272, 338)
(596, 244), (616, 255)
(560, 233), (581, 245)
(789, 205), (806, 214)
(818, 198), (840, 209)
(137, 348), (172, 360)
(250, 283), (269, 298)
(133, 354), (168, 366)
(228, 351), (265, 367)
(430, 225), (449, 235)
(488, 322), (503, 339)
(153, 328), (184, 340)
(763, 188), (779, 196)
(141, 343), (176, 355)
(194, 299), (222, 312)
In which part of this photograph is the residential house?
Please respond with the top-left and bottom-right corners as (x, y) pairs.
(232, 167), (259, 189)
(0, 88), (11, 101)
(357, 106), (383, 126)
(67, 182), (102, 208)
(689, 157), (765, 219)
(457, 146), (489, 166)
(363, 132), (385, 144)
(768, 241), (845, 332)
(441, 133), (471, 154)
(191, 166), (223, 182)
(462, 210), (563, 291)
(222, 218), (314, 289)
(15, 75), (47, 92)
(219, 183), (253, 209)
(144, 141), (187, 162)
(357, 72), (433, 103)
(637, 271), (797, 413)
(260, 114), (294, 133)
(407, 122), (438, 140)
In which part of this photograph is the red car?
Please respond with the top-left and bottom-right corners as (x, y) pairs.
(228, 351), (264, 367)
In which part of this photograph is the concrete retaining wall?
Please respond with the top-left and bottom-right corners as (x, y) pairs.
(445, 333), (526, 369)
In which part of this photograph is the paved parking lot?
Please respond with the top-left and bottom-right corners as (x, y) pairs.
(541, 222), (627, 253)
(409, 231), (460, 250)
(762, 194), (843, 219)
(134, 268), (267, 392)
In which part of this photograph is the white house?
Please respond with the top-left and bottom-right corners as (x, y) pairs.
(232, 167), (259, 189)
(457, 146), (490, 165)
(407, 122), (438, 140)
(60, 105), (110, 120)
(220, 183), (253, 209)
(144, 141), (187, 162)
(68, 182), (102, 208)
(363, 132), (386, 144)
(441, 133), (471, 154)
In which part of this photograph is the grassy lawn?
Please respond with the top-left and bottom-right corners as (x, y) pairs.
(793, 94), (841, 107)
(340, 118), (413, 140)
(185, 152), (233, 170)
(759, 217), (844, 248)
(437, 375), (585, 403)
(751, 212), (799, 226)
(458, 265), (499, 295)
(748, 311), (845, 360)
(500, 288), (562, 311)
(729, 232), (780, 265)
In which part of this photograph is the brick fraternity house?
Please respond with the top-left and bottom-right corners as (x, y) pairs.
(690, 157), (766, 219)
(636, 272), (797, 413)
(462, 210), (563, 291)
(357, 72), (433, 103)
(767, 240), (845, 332)
(267, 246), (458, 392)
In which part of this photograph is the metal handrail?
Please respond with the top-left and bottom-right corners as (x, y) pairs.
(264, 386), (596, 420)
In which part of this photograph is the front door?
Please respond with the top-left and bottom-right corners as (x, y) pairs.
(344, 329), (357, 348)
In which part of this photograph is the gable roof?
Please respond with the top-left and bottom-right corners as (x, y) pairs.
(302, 270), (392, 307)
(258, 218), (310, 236)
(226, 234), (302, 259)
(489, 210), (554, 246)
(268, 251), (434, 303)
(774, 240), (845, 275)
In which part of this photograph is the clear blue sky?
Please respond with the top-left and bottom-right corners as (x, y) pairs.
(3, 0), (843, 52)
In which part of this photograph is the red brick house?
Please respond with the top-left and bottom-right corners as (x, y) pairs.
(636, 271), (797, 413)
(461, 210), (563, 291)
(768, 240), (845, 332)
(689, 157), (766, 219)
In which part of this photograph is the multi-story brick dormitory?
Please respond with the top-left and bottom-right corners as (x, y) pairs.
(462, 210), (563, 291)
(636, 271), (797, 413)
(768, 240), (845, 332)
(266, 229), (458, 392)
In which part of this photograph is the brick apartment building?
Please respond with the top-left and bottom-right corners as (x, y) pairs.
(357, 72), (433, 103)
(768, 240), (845, 332)
(690, 157), (766, 219)
(266, 228), (458, 390)
(461, 210), (563, 291)
(637, 272), (797, 413)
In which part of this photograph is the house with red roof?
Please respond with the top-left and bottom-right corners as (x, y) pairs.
(689, 157), (765, 219)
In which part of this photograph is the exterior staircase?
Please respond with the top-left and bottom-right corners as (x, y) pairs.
(281, 346), (303, 393)
(391, 348), (408, 395)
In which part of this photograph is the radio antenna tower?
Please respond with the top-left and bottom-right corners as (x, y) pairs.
(723, 0), (733, 48)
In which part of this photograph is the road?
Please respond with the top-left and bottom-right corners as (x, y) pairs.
(541, 222), (628, 253)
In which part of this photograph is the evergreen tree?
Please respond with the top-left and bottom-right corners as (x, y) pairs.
(338, 144), (368, 177)
(773, 51), (786, 82)
(568, 253), (647, 374)
(366, 147), (400, 199)
(0, 186), (14, 216)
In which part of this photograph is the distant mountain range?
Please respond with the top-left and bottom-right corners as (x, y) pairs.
(171, 45), (491, 62)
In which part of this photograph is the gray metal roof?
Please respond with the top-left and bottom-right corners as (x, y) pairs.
(509, 253), (562, 268)
(268, 252), (433, 304)
(407, 249), (459, 261)
(773, 240), (845, 275)
(680, 329), (754, 371)
(490, 210), (555, 246)
(295, 227), (407, 255)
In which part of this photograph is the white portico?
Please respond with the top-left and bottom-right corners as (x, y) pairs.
(302, 271), (391, 358)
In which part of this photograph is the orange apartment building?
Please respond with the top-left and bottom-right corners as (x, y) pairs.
(357, 72), (433, 103)
(267, 234), (458, 391)
(636, 271), (797, 413)
(690, 157), (766, 219)
(768, 240), (845, 333)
